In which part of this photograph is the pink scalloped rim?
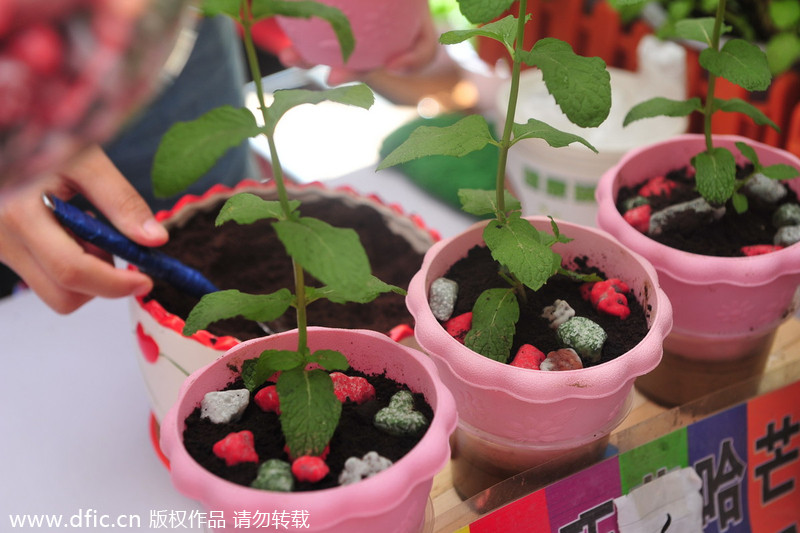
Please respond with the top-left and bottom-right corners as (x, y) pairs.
(134, 179), (438, 347)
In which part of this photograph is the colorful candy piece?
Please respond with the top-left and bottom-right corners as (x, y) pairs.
(557, 317), (607, 363)
(212, 430), (258, 466)
(510, 344), (547, 370)
(429, 277), (459, 321)
(773, 203), (800, 227)
(743, 173), (787, 203)
(374, 390), (428, 436)
(330, 372), (376, 404)
(638, 175), (677, 197)
(623, 204), (652, 234)
(541, 299), (575, 329)
(388, 323), (414, 342)
(251, 459), (294, 492)
(254, 385), (281, 414)
(444, 312), (472, 344)
(201, 389), (249, 424)
(649, 198), (725, 236)
(540, 348), (584, 371)
(584, 279), (631, 319)
(741, 244), (785, 256)
(292, 455), (330, 483)
(339, 451), (393, 485)
(775, 225), (800, 247)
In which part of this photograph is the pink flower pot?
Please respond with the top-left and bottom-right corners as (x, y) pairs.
(274, 0), (427, 71)
(406, 217), (672, 498)
(596, 134), (800, 405)
(160, 327), (457, 533)
(129, 180), (438, 424)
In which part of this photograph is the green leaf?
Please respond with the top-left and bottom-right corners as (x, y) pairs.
(623, 97), (703, 126)
(241, 349), (306, 391)
(512, 118), (598, 153)
(713, 98), (779, 131)
(274, 217), (372, 294)
(252, 1), (354, 61)
(440, 15), (518, 50)
(766, 32), (800, 75)
(459, 189), (520, 216)
(201, 0), (239, 17)
(731, 192), (749, 214)
(377, 115), (497, 169)
(671, 18), (720, 45)
(455, 0), (516, 24)
(464, 288), (519, 363)
(761, 164), (800, 181)
(520, 38), (611, 128)
(215, 193), (300, 225)
(700, 39), (772, 92)
(264, 84), (374, 135)
(483, 215), (561, 292)
(309, 276), (405, 305)
(183, 289), (293, 335)
(734, 141), (761, 169)
(692, 147), (736, 205)
(278, 368), (341, 457)
(308, 350), (349, 371)
(153, 106), (262, 197)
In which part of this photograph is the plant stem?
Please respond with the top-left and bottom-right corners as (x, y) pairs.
(495, 0), (527, 220)
(240, 0), (308, 353)
(703, 0), (727, 153)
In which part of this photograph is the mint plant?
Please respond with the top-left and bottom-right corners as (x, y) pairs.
(616, 0), (799, 212)
(151, 0), (402, 459)
(378, 0), (612, 363)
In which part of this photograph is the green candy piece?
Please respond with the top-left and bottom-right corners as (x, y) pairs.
(557, 316), (607, 363)
(250, 459), (294, 492)
(374, 390), (428, 437)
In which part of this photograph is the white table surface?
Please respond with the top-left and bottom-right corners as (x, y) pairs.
(0, 162), (475, 532)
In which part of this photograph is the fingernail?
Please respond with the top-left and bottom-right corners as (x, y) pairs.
(142, 218), (167, 240)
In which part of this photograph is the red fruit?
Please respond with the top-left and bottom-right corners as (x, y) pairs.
(212, 431), (258, 466)
(444, 312), (472, 344)
(623, 204), (652, 234)
(330, 372), (375, 404)
(510, 344), (546, 370)
(8, 23), (64, 76)
(291, 455), (329, 483)
(254, 385), (280, 414)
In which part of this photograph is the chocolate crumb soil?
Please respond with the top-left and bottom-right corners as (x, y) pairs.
(182, 370), (434, 491)
(615, 164), (800, 257)
(145, 196), (427, 341)
(445, 245), (650, 366)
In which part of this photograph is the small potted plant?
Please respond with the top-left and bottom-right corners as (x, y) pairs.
(596, 0), (800, 406)
(379, 0), (673, 499)
(151, 2), (457, 530)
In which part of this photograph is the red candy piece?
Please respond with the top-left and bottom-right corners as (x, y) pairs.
(741, 244), (785, 256)
(623, 204), (652, 234)
(212, 431), (258, 466)
(510, 344), (546, 370)
(444, 312), (472, 344)
(292, 455), (330, 483)
(254, 385), (281, 414)
(330, 372), (376, 404)
(388, 323), (414, 342)
(638, 176), (677, 197)
(586, 279), (631, 319)
(597, 292), (630, 319)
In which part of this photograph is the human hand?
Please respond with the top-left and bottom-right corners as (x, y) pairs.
(277, 6), (439, 86)
(0, 144), (168, 313)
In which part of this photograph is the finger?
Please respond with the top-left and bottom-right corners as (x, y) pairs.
(59, 145), (168, 247)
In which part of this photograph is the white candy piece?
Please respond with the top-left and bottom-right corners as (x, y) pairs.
(338, 451), (393, 485)
(429, 277), (459, 321)
(200, 389), (250, 424)
(541, 299), (575, 329)
(775, 225), (800, 247)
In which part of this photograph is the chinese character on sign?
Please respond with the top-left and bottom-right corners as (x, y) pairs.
(753, 415), (800, 505)
(695, 438), (746, 531)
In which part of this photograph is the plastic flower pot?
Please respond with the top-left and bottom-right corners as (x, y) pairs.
(160, 327), (457, 533)
(596, 134), (800, 406)
(274, 0), (427, 72)
(406, 217), (672, 499)
(130, 180), (438, 425)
